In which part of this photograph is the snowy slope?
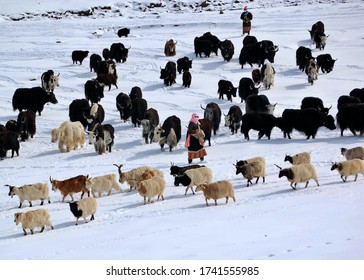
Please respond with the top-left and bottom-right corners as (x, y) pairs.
(0, 0), (364, 260)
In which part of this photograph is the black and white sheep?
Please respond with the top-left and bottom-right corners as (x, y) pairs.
(69, 197), (97, 225)
(341, 147), (364, 160)
(235, 158), (266, 187)
(284, 152), (311, 165)
(331, 159), (364, 182)
(277, 163), (319, 190)
(174, 166), (213, 195)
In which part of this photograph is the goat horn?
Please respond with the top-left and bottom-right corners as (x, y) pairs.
(274, 164), (283, 170)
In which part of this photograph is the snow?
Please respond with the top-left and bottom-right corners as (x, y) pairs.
(1, 0), (364, 263)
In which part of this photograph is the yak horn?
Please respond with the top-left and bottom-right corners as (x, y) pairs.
(200, 104), (206, 110)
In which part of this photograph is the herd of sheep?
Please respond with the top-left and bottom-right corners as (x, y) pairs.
(5, 144), (364, 236)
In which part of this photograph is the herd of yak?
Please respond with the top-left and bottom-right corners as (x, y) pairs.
(1, 19), (364, 162)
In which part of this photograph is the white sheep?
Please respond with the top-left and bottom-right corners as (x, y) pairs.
(331, 159), (364, 182)
(136, 176), (166, 205)
(195, 180), (236, 206)
(174, 166), (213, 195)
(51, 121), (85, 152)
(113, 164), (152, 191)
(277, 163), (319, 190)
(69, 197), (97, 225)
(341, 147), (364, 160)
(5, 183), (50, 208)
(14, 209), (54, 235)
(85, 174), (123, 197)
(234, 156), (266, 187)
(284, 152), (311, 165)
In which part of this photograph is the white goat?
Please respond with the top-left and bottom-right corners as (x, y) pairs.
(5, 183), (50, 208)
(136, 176), (166, 205)
(85, 174), (123, 197)
(14, 209), (54, 235)
(331, 159), (364, 182)
(113, 164), (152, 191)
(195, 180), (235, 206)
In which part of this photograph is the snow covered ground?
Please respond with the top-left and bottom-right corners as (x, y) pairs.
(0, 0), (364, 265)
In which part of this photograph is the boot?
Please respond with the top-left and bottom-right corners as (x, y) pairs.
(200, 157), (204, 161)
(188, 159), (192, 164)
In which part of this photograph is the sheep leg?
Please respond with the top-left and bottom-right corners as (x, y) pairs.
(90, 214), (94, 221)
(23, 228), (27, 235)
(340, 175), (346, 182)
(214, 199), (218, 206)
(30, 229), (34, 235)
(48, 197), (51, 204)
(305, 181), (309, 188)
(290, 182), (296, 190)
(69, 193), (74, 202)
(354, 174), (358, 181)
(315, 180), (319, 186)
(232, 196), (236, 203)
(29, 201), (32, 207)
(143, 196), (147, 205)
(40, 226), (45, 233)
(107, 190), (112, 196)
(18, 202), (22, 208)
(255, 177), (260, 184)
(75, 218), (79, 225)
(205, 198), (209, 206)
(40, 199), (44, 206)
(225, 197), (229, 204)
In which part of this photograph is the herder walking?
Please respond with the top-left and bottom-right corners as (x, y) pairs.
(241, 6), (253, 35)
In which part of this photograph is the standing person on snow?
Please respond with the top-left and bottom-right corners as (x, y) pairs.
(241, 6), (253, 35)
(185, 113), (207, 164)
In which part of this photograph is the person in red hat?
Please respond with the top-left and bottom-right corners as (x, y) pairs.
(185, 113), (207, 164)
(240, 6), (253, 35)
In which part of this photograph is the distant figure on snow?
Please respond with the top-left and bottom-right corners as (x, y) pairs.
(240, 6), (253, 36)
